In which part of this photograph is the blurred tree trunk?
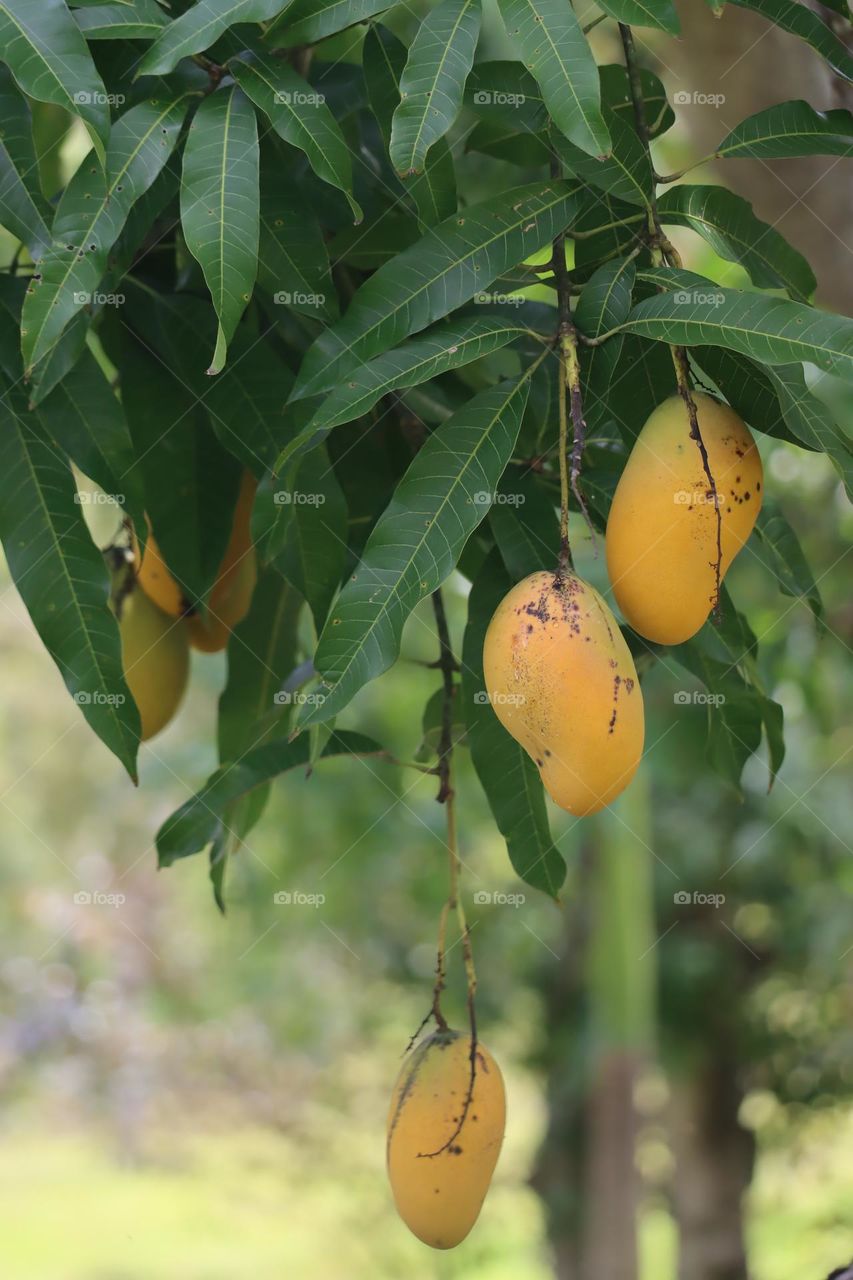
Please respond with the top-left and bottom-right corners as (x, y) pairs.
(669, 1050), (756, 1280)
(533, 780), (656, 1280)
(668, 0), (853, 312)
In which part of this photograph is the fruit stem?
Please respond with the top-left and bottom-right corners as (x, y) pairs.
(549, 156), (577, 577)
(562, 330), (597, 556)
(619, 21), (723, 621)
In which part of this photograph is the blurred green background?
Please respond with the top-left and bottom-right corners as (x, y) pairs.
(1, 7), (852, 1280)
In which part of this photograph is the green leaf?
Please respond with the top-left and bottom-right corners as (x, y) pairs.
(389, 0), (481, 176)
(268, 0), (392, 46)
(497, 0), (610, 157)
(264, 446), (348, 632)
(596, 0), (678, 32)
(180, 85), (259, 374)
(657, 184), (816, 301)
(257, 147), (336, 323)
(600, 64), (674, 138)
(574, 255), (636, 337)
(73, 0), (168, 39)
(693, 347), (853, 498)
(0, 380), (140, 778)
(716, 100), (853, 160)
(302, 376), (531, 725)
(628, 267), (853, 381)
(281, 315), (530, 463)
(21, 92), (188, 374)
(156, 731), (384, 865)
(461, 549), (564, 897)
(751, 502), (823, 623)
(230, 51), (361, 223)
(136, 0), (286, 76)
(291, 180), (583, 399)
(0, 0), (111, 163)
(551, 99), (652, 207)
(35, 345), (145, 534)
(118, 283), (290, 477)
(489, 467), (560, 580)
(729, 0), (853, 82)
(363, 23), (457, 229)
(671, 646), (763, 794)
(0, 65), (53, 258)
(103, 316), (244, 609)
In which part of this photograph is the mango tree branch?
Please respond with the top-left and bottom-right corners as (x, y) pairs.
(618, 22), (722, 618)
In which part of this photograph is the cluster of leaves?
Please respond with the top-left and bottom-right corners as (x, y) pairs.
(0, 0), (850, 905)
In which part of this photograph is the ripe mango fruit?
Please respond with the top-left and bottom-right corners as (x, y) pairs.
(118, 586), (189, 741)
(606, 393), (763, 645)
(387, 1029), (505, 1249)
(136, 527), (186, 618)
(483, 570), (644, 816)
(187, 471), (258, 653)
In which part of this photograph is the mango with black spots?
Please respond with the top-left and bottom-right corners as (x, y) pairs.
(483, 569), (644, 816)
(606, 393), (763, 645)
(386, 1029), (505, 1249)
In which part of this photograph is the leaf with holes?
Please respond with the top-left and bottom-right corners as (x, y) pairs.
(21, 92), (188, 374)
(390, 0), (481, 176)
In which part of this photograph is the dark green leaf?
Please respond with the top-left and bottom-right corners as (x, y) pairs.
(291, 180), (583, 398)
(551, 100), (652, 207)
(389, 0), (481, 176)
(490, 467), (560, 579)
(0, 380), (140, 777)
(0, 0), (111, 162)
(497, 0), (610, 156)
(717, 100), (853, 160)
(268, 0), (392, 46)
(157, 731), (384, 865)
(230, 50), (361, 222)
(137, 0), (287, 76)
(0, 66), (52, 257)
(257, 147), (337, 323)
(658, 184), (816, 301)
(180, 85), (259, 374)
(596, 0), (678, 33)
(302, 376), (532, 724)
(729, 0), (853, 81)
(21, 92), (189, 373)
(74, 0), (169, 39)
(752, 502), (823, 623)
(629, 267), (853, 381)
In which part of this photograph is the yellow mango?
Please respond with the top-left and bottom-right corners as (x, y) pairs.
(187, 470), (258, 653)
(135, 527), (187, 618)
(387, 1029), (505, 1250)
(605, 393), (763, 645)
(483, 570), (644, 817)
(118, 587), (189, 741)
